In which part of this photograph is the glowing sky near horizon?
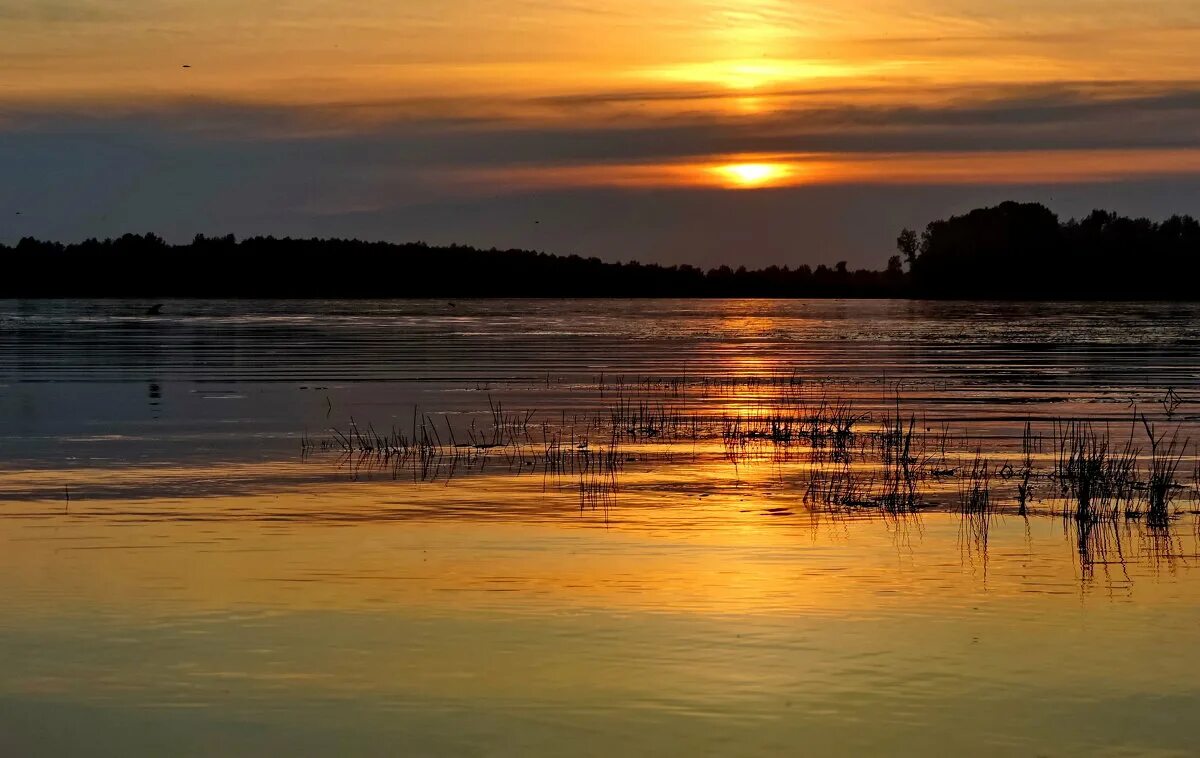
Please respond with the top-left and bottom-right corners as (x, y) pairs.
(5, 1), (1200, 264)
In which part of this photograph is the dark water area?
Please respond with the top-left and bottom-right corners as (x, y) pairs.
(2, 299), (1198, 465)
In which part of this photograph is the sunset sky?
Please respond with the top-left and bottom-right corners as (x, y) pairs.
(4, 0), (1200, 266)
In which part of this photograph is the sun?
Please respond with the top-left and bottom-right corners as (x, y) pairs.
(711, 162), (790, 188)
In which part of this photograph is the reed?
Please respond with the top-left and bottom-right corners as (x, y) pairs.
(1015, 421), (1034, 516)
(1141, 415), (1187, 525)
(877, 399), (920, 512)
(1052, 420), (1138, 522)
(956, 450), (993, 558)
(958, 450), (992, 515)
(307, 387), (1198, 523)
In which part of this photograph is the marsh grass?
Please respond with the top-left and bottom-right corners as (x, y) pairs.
(957, 451), (993, 558)
(1052, 420), (1140, 522)
(877, 400), (920, 512)
(1016, 422), (1035, 516)
(310, 388), (1197, 528)
(1141, 415), (1188, 526)
(300, 381), (1200, 592)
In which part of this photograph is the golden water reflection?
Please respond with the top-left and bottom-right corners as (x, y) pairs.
(0, 496), (1197, 755)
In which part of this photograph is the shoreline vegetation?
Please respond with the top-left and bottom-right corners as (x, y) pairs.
(4, 202), (1199, 298)
(305, 378), (1199, 579)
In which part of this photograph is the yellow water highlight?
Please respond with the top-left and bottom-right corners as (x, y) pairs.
(1, 493), (1198, 758)
(1, 489), (1196, 616)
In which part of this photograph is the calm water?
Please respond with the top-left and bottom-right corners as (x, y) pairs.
(1, 299), (1199, 756)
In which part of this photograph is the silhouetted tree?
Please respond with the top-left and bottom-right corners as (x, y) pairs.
(907, 201), (1200, 299)
(896, 228), (919, 268)
(886, 255), (904, 281)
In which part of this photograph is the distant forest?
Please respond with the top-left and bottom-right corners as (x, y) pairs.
(899, 202), (1200, 299)
(2, 202), (1198, 298)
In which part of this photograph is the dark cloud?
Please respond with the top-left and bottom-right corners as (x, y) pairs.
(6, 81), (1200, 164)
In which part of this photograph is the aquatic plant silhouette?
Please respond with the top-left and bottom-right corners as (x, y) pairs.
(310, 387), (1197, 527)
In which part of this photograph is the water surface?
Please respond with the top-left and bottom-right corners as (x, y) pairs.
(1, 299), (1198, 756)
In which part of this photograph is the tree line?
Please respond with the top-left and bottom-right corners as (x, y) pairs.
(0, 234), (904, 297)
(2, 202), (1197, 298)
(898, 201), (1200, 299)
